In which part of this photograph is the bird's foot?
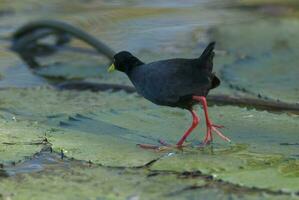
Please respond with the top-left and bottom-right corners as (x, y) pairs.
(203, 122), (230, 145)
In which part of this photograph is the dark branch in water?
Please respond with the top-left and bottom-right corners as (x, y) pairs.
(280, 142), (299, 146)
(11, 19), (115, 68)
(56, 81), (299, 115)
(207, 94), (299, 114)
(56, 81), (136, 93)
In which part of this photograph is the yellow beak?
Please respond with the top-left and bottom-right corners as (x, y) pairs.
(108, 63), (115, 72)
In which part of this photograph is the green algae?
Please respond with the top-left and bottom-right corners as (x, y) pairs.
(279, 160), (299, 177)
(237, 152), (284, 169)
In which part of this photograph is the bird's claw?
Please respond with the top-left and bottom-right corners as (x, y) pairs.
(203, 122), (230, 144)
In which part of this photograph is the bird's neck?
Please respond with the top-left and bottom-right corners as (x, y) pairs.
(125, 60), (144, 75)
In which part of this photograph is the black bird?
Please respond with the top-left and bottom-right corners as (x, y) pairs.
(108, 42), (230, 148)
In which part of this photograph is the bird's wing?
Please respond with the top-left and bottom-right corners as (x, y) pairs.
(133, 61), (212, 105)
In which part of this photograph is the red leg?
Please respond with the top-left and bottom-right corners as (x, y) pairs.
(138, 110), (198, 150)
(176, 110), (200, 146)
(192, 96), (231, 144)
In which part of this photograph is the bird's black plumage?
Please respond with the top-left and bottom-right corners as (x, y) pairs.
(112, 42), (220, 109)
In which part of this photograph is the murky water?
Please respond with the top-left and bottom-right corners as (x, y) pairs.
(0, 0), (299, 199)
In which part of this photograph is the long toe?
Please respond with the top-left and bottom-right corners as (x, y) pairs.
(212, 124), (225, 129)
(212, 126), (231, 142)
(209, 123), (231, 142)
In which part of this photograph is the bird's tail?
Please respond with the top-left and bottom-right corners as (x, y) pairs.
(198, 42), (215, 72)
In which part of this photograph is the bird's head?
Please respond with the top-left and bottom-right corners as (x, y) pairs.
(108, 51), (143, 74)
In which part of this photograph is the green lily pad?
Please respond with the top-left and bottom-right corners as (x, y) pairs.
(0, 156), (206, 200)
(1, 149), (296, 200)
(210, 19), (299, 103)
(0, 88), (160, 167)
(0, 119), (44, 164)
(0, 87), (298, 194)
